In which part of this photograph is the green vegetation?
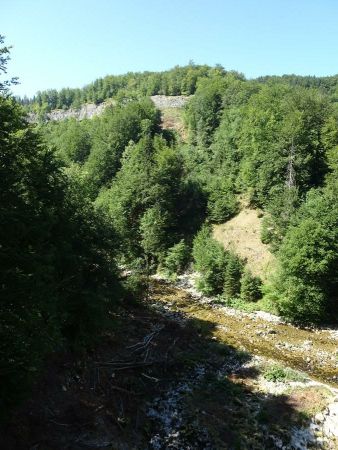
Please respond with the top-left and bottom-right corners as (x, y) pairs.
(20, 59), (338, 325)
(263, 364), (307, 383)
(192, 226), (245, 297)
(163, 239), (190, 277)
(0, 40), (123, 417)
(2, 35), (338, 421)
(240, 270), (263, 302)
(20, 63), (228, 113)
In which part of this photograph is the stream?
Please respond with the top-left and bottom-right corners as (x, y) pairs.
(146, 274), (338, 449)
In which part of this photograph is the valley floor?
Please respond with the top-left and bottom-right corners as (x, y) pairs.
(2, 279), (338, 449)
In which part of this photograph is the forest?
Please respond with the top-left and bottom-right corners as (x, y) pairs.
(1, 36), (338, 445)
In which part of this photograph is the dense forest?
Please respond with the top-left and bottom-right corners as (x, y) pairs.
(1, 36), (338, 424)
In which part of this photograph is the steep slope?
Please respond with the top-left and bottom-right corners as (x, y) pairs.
(213, 208), (276, 280)
(27, 95), (191, 132)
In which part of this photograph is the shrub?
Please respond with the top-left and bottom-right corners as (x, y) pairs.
(164, 239), (190, 276)
(263, 365), (307, 383)
(240, 270), (262, 302)
(193, 226), (228, 295)
(263, 365), (287, 382)
(223, 252), (244, 299)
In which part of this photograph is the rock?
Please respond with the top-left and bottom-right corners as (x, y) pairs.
(328, 402), (338, 416)
(323, 417), (338, 437)
(28, 101), (112, 122)
(314, 412), (324, 423)
(150, 95), (191, 109)
(302, 340), (313, 350)
(28, 95), (191, 124)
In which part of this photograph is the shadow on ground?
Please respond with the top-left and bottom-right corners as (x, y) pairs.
(1, 292), (315, 449)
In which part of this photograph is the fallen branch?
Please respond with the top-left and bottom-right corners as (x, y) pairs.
(141, 372), (159, 382)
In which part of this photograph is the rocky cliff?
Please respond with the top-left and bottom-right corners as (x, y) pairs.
(28, 95), (191, 123)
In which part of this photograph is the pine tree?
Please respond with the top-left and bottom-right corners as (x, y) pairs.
(223, 252), (243, 299)
(240, 270), (262, 302)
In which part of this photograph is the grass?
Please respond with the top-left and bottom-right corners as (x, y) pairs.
(263, 364), (308, 383)
(160, 108), (187, 139)
(214, 295), (279, 315)
(213, 207), (276, 281)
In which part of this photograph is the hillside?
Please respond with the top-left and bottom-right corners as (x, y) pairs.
(2, 40), (338, 450)
(213, 208), (276, 280)
(27, 95), (190, 135)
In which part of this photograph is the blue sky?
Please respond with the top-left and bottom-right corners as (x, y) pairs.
(3, 0), (338, 97)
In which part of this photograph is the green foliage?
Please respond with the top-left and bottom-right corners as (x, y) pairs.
(96, 134), (206, 270)
(41, 118), (92, 165)
(140, 205), (169, 264)
(240, 271), (263, 302)
(164, 239), (190, 276)
(84, 98), (160, 193)
(271, 185), (338, 323)
(193, 227), (245, 297)
(193, 226), (228, 295)
(223, 252), (244, 299)
(263, 365), (307, 383)
(0, 95), (121, 417)
(238, 84), (330, 206)
(207, 177), (239, 223)
(122, 272), (147, 303)
(185, 76), (228, 146)
(261, 187), (300, 251)
(22, 64), (218, 112)
(0, 35), (18, 93)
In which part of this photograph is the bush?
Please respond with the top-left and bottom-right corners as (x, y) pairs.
(240, 270), (262, 302)
(207, 178), (238, 223)
(263, 364), (307, 383)
(122, 272), (147, 303)
(193, 226), (228, 295)
(263, 365), (287, 382)
(223, 252), (244, 299)
(164, 240), (190, 276)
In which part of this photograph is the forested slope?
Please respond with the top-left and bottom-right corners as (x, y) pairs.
(20, 61), (338, 325)
(1, 40), (338, 428)
(33, 65), (337, 325)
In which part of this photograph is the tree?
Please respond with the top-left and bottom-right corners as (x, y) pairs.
(240, 271), (262, 302)
(140, 205), (169, 265)
(43, 118), (92, 165)
(164, 240), (190, 276)
(223, 252), (244, 299)
(207, 176), (238, 223)
(84, 99), (160, 193)
(238, 84), (330, 206)
(0, 35), (18, 93)
(0, 44), (122, 415)
(193, 226), (228, 295)
(271, 185), (338, 323)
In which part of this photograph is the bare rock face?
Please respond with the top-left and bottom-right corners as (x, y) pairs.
(27, 96), (191, 123)
(150, 95), (191, 109)
(27, 101), (112, 123)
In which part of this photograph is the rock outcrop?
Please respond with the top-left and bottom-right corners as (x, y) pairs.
(27, 95), (191, 123)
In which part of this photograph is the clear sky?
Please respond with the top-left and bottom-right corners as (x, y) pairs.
(3, 0), (338, 97)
